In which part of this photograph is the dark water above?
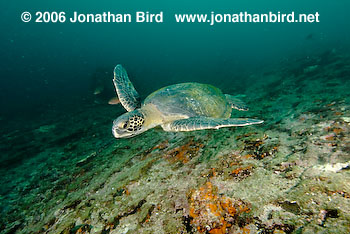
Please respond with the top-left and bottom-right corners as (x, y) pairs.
(1, 0), (349, 120)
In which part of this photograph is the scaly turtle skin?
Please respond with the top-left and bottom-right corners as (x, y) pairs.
(112, 65), (263, 138)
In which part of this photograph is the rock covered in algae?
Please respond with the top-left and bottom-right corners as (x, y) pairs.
(189, 181), (251, 233)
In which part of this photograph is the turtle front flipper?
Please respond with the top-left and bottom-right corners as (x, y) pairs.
(161, 117), (263, 132)
(225, 94), (248, 111)
(113, 65), (141, 112)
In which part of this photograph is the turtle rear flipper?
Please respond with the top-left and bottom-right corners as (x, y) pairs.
(162, 117), (263, 132)
(113, 65), (141, 112)
(225, 94), (248, 111)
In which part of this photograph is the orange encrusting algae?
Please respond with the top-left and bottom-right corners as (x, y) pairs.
(151, 140), (169, 151)
(189, 182), (251, 234)
(230, 165), (253, 177)
(333, 128), (343, 134)
(165, 139), (204, 164)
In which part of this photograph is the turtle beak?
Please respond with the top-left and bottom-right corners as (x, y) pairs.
(112, 127), (121, 138)
(112, 120), (135, 138)
(112, 120), (123, 138)
(112, 128), (136, 138)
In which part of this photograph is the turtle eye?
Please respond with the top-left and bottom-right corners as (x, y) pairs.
(118, 122), (128, 129)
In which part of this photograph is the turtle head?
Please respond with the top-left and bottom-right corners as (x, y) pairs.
(112, 109), (146, 138)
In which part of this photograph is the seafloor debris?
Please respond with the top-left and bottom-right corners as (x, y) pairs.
(188, 181), (251, 233)
(240, 134), (279, 160)
(229, 165), (253, 180)
(317, 209), (339, 226)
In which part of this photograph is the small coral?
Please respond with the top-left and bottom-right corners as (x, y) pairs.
(189, 182), (250, 233)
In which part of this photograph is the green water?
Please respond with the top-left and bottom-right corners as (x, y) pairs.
(0, 1), (350, 233)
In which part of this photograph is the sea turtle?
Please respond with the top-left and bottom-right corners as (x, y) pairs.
(111, 65), (263, 138)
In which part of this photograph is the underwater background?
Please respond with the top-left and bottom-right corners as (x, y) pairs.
(1, 0), (350, 233)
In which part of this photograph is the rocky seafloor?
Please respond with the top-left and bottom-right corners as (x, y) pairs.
(1, 49), (350, 234)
